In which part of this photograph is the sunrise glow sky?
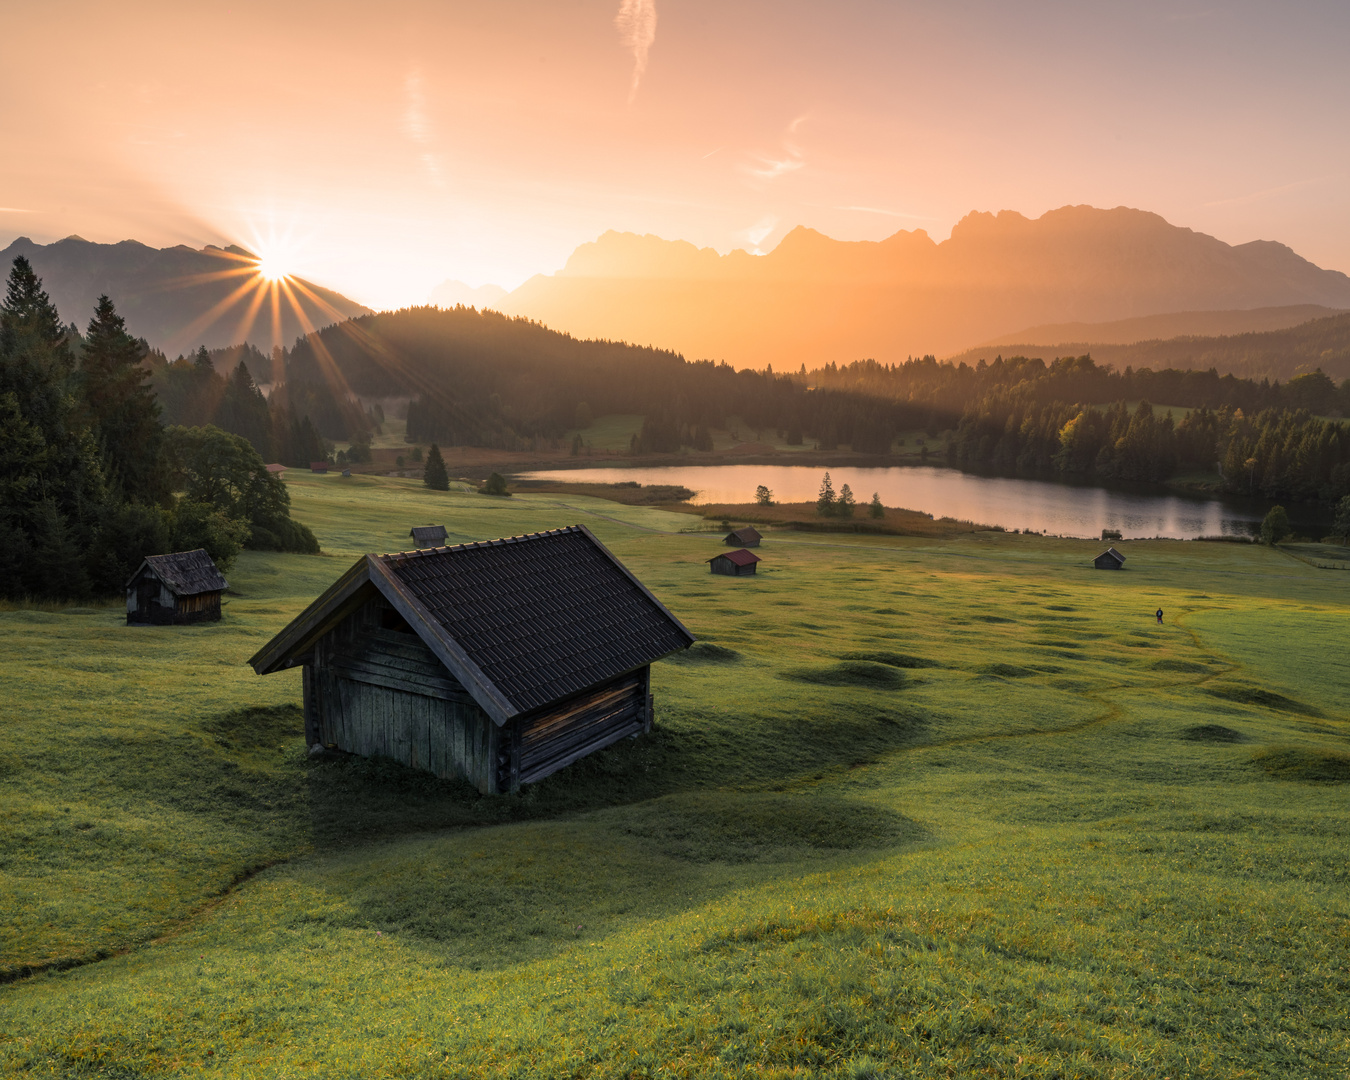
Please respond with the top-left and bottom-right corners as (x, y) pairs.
(3, 1), (1348, 310)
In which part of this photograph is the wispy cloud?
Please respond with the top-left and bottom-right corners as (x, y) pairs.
(742, 114), (809, 185)
(403, 69), (444, 187)
(0, 207), (35, 213)
(1202, 176), (1332, 209)
(615, 0), (658, 102)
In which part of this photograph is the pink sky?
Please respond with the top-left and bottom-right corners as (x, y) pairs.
(2, 1), (1348, 309)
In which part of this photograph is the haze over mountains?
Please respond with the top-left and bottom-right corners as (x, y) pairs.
(1, 235), (370, 355)
(498, 205), (1350, 366)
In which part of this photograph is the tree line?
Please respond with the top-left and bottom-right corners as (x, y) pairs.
(0, 257), (318, 601)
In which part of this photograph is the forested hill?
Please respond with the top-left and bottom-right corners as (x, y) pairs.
(947, 310), (1350, 384)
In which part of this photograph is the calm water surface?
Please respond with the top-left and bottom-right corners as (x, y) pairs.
(518, 464), (1265, 539)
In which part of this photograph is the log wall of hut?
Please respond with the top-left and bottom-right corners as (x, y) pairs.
(501, 668), (652, 791)
(305, 595), (499, 792)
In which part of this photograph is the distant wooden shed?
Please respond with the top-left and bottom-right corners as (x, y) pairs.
(249, 525), (694, 793)
(709, 548), (761, 576)
(310, 461), (329, 474)
(410, 525), (448, 549)
(724, 526), (762, 547)
(1094, 547), (1126, 570)
(126, 549), (229, 625)
(266, 463), (287, 476)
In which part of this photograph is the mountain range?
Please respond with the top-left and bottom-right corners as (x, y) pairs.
(497, 206), (1350, 364)
(0, 235), (370, 355)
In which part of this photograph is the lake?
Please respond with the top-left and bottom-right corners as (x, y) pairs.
(517, 464), (1268, 539)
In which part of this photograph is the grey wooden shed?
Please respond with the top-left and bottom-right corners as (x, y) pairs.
(126, 549), (228, 625)
(1093, 547), (1126, 570)
(409, 525), (448, 548)
(248, 525), (693, 793)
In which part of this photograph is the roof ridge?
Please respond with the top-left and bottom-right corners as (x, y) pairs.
(379, 525), (583, 562)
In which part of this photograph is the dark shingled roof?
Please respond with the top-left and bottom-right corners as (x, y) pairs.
(410, 525), (448, 545)
(725, 526), (762, 544)
(1097, 547), (1126, 565)
(131, 549), (228, 596)
(378, 526), (693, 714)
(710, 548), (761, 567)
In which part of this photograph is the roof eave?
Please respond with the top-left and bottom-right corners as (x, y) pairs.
(247, 557), (375, 674)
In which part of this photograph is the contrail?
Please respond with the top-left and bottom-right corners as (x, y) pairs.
(615, 0), (657, 102)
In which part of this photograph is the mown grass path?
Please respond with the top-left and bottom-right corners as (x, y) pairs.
(2, 473), (1346, 1078)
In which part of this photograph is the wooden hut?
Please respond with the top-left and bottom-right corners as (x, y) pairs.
(126, 549), (229, 625)
(410, 525), (448, 549)
(1093, 547), (1126, 570)
(723, 526), (762, 547)
(310, 461), (329, 474)
(709, 548), (761, 576)
(248, 525), (694, 794)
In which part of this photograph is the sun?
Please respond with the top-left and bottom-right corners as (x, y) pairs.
(254, 254), (291, 282)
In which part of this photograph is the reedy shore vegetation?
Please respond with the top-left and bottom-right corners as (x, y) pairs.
(1, 472), (1347, 1077)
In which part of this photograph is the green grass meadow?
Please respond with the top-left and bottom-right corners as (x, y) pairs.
(2, 472), (1348, 1077)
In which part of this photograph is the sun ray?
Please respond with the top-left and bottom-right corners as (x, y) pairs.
(167, 275), (269, 356)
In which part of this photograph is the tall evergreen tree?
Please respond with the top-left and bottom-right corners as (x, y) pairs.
(80, 295), (167, 503)
(869, 492), (885, 519)
(816, 471), (836, 516)
(423, 443), (449, 490)
(838, 483), (856, 518)
(215, 360), (274, 458)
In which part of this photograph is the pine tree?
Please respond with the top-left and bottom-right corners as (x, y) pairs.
(1334, 495), (1350, 543)
(80, 295), (167, 503)
(838, 483), (856, 518)
(869, 492), (884, 519)
(216, 360), (273, 459)
(423, 443), (449, 490)
(816, 471), (836, 516)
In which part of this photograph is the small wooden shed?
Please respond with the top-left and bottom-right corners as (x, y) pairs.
(310, 461), (329, 473)
(249, 525), (694, 793)
(723, 526), (762, 547)
(126, 549), (229, 625)
(709, 548), (761, 576)
(1093, 547), (1126, 570)
(410, 525), (448, 549)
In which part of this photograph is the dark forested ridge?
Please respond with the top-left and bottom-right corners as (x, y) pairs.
(946, 310), (1350, 384)
(236, 306), (1350, 507)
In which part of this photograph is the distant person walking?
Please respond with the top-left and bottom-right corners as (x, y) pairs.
(1156, 608), (1164, 625)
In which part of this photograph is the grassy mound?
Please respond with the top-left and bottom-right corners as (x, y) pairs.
(780, 660), (908, 688)
(980, 663), (1037, 678)
(1151, 659), (1214, 673)
(661, 641), (743, 665)
(1180, 723), (1246, 743)
(1205, 683), (1323, 716)
(1252, 745), (1350, 783)
(839, 650), (940, 669)
(620, 790), (924, 862)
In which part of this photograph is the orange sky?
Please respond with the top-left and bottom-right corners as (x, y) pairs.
(2, 1), (1348, 310)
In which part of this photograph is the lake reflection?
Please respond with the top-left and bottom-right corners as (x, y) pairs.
(517, 464), (1264, 540)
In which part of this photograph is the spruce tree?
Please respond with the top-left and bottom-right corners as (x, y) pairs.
(838, 483), (856, 518)
(1334, 495), (1350, 543)
(869, 492), (884, 518)
(423, 443), (449, 490)
(816, 471), (836, 516)
(81, 295), (167, 503)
